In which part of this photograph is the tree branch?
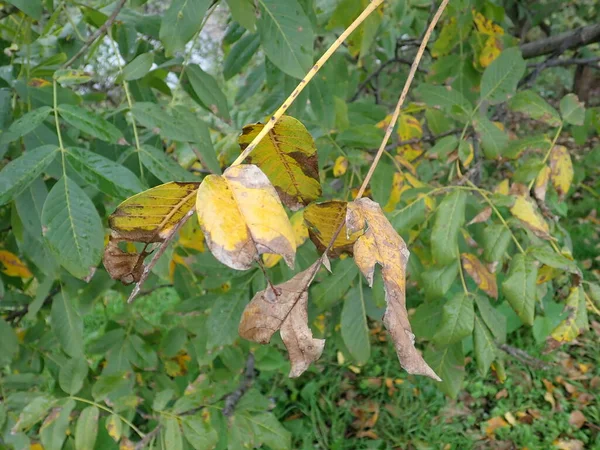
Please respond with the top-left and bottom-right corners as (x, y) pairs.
(520, 24), (600, 59)
(222, 354), (256, 417)
(63, 0), (127, 68)
(498, 344), (552, 370)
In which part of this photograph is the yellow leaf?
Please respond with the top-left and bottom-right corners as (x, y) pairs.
(479, 36), (502, 68)
(263, 211), (309, 268)
(333, 156), (348, 177)
(239, 261), (325, 377)
(178, 217), (205, 252)
(196, 164), (296, 270)
(347, 198), (440, 380)
(495, 179), (510, 195)
(534, 165), (551, 202)
(376, 114), (393, 129)
(484, 416), (509, 436)
(304, 201), (362, 258)
(397, 114), (423, 155)
(510, 195), (551, 240)
(383, 173), (410, 212)
(549, 286), (588, 345)
(0, 250), (32, 278)
(473, 10), (504, 36)
(461, 253), (498, 298)
(30, 444), (44, 450)
(537, 265), (559, 284)
(119, 438), (135, 450)
(239, 116), (321, 210)
(549, 145), (573, 198)
(394, 155), (417, 174)
(106, 414), (123, 442)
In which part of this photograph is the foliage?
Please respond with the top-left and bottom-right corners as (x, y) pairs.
(0, 0), (599, 449)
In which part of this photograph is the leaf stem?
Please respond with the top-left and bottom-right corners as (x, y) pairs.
(457, 247), (469, 295)
(230, 0), (385, 167)
(355, 0), (450, 199)
(69, 396), (145, 438)
(53, 80), (65, 152)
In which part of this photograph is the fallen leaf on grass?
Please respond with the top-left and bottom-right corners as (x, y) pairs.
(554, 439), (584, 450)
(484, 416), (509, 436)
(568, 410), (586, 429)
(346, 197), (440, 380)
(238, 261), (325, 377)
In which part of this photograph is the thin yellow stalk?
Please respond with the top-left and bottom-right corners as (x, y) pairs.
(355, 0), (450, 199)
(230, 0), (385, 167)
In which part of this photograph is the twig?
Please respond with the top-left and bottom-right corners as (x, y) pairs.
(498, 344), (552, 370)
(134, 425), (161, 450)
(127, 208), (195, 303)
(351, 58), (426, 102)
(231, 0), (385, 167)
(527, 56), (600, 69)
(520, 23), (600, 59)
(63, 0), (127, 68)
(355, 0), (450, 199)
(222, 354), (256, 417)
(4, 287), (60, 324)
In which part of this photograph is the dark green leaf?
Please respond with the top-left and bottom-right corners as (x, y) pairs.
(6, 0), (42, 19)
(184, 65), (230, 120)
(224, 33), (260, 80)
(425, 343), (464, 398)
(422, 262), (458, 300)
(51, 291), (84, 357)
(57, 105), (122, 143)
(482, 224), (511, 262)
(433, 292), (474, 346)
(206, 294), (246, 349)
(475, 295), (506, 343)
(182, 415), (219, 450)
(0, 106), (52, 145)
(312, 258), (358, 310)
(74, 406), (99, 450)
(227, 0), (257, 31)
(139, 145), (196, 182)
(122, 52), (154, 81)
(473, 116), (508, 159)
(473, 315), (496, 376)
(529, 245), (580, 275)
(159, 0), (211, 55)
(502, 253), (537, 326)
(415, 85), (472, 118)
(0, 318), (18, 366)
(58, 356), (88, 395)
(509, 90), (561, 126)
(431, 190), (467, 265)
(15, 177), (47, 241)
(341, 285), (370, 364)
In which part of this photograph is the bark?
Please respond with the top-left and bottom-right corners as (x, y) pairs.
(520, 24), (600, 59)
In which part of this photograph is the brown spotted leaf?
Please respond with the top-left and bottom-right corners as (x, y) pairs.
(304, 200), (362, 258)
(239, 115), (321, 210)
(549, 145), (573, 199)
(196, 164), (296, 270)
(461, 253), (498, 298)
(239, 261), (325, 377)
(346, 198), (440, 381)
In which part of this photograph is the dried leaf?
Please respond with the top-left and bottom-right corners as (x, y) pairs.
(484, 416), (509, 436)
(549, 145), (573, 199)
(346, 198), (440, 381)
(510, 195), (551, 240)
(468, 207), (492, 225)
(0, 250), (32, 278)
(554, 439), (584, 450)
(196, 164), (296, 270)
(534, 165), (551, 202)
(568, 410), (586, 429)
(239, 261), (325, 377)
(239, 115), (321, 210)
(461, 253), (498, 298)
(304, 201), (362, 258)
(102, 239), (150, 285)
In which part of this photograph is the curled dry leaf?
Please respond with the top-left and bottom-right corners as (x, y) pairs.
(509, 194), (551, 240)
(239, 115), (321, 210)
(461, 253), (498, 298)
(467, 207), (492, 225)
(104, 181), (200, 284)
(549, 145), (573, 199)
(196, 164), (296, 270)
(238, 261), (325, 377)
(346, 197), (440, 381)
(304, 200), (362, 258)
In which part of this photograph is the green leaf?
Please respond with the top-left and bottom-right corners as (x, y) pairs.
(473, 315), (496, 376)
(183, 65), (230, 120)
(248, 413), (292, 450)
(159, 0), (211, 55)
(0, 106), (52, 145)
(509, 90), (562, 126)
(0, 145), (58, 205)
(559, 93), (585, 126)
(160, 327), (188, 358)
(312, 258), (358, 310)
(41, 176), (104, 279)
(53, 69), (92, 86)
(66, 147), (145, 198)
(139, 145), (196, 182)
(57, 105), (123, 143)
(257, 0), (313, 79)
(6, 0), (42, 19)
(163, 416), (184, 450)
(13, 396), (56, 432)
(74, 406), (99, 450)
(15, 177), (47, 241)
(411, 298), (444, 340)
(425, 343), (464, 398)
(502, 253), (537, 326)
(422, 262), (458, 300)
(58, 356), (88, 395)
(181, 416), (219, 450)
(431, 190), (467, 265)
(131, 102), (195, 142)
(482, 224), (511, 263)
(529, 246), (580, 275)
(341, 285), (371, 364)
(224, 33), (260, 80)
(0, 318), (18, 366)
(227, 0), (256, 31)
(126, 334), (158, 370)
(473, 116), (508, 159)
(480, 47), (526, 104)
(428, 135), (458, 158)
(122, 52), (154, 81)
(475, 295), (506, 344)
(51, 291), (84, 357)
(105, 414), (123, 442)
(415, 84), (473, 118)
(391, 197), (427, 233)
(206, 294), (246, 349)
(503, 134), (550, 159)
(433, 292), (474, 346)
(40, 399), (75, 450)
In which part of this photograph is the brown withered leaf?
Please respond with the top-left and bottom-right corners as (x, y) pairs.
(238, 261), (325, 377)
(346, 197), (440, 381)
(104, 182), (200, 286)
(468, 207), (492, 225)
(304, 200), (362, 258)
(461, 253), (498, 298)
